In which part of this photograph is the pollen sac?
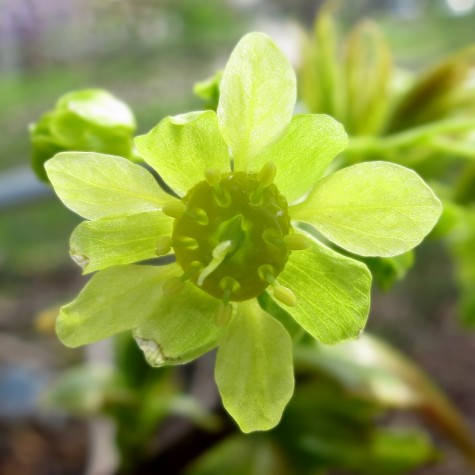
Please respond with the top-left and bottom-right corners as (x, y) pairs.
(172, 172), (291, 301)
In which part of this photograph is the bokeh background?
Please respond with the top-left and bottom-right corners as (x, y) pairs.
(1, 0), (475, 474)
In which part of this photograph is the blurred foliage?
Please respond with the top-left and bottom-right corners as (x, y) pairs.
(299, 4), (475, 325)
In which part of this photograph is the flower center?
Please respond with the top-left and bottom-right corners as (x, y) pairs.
(170, 169), (291, 301)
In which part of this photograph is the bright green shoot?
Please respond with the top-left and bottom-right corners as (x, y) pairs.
(45, 32), (442, 432)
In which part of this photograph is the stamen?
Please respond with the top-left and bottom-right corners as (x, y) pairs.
(172, 237), (199, 250)
(272, 284), (297, 307)
(162, 262), (203, 295)
(162, 200), (186, 218)
(156, 236), (172, 256)
(197, 240), (233, 286)
(219, 276), (241, 303)
(258, 161), (277, 188)
(262, 228), (284, 247)
(181, 261), (203, 280)
(215, 302), (233, 327)
(283, 234), (310, 250)
(258, 264), (276, 283)
(185, 207), (209, 225)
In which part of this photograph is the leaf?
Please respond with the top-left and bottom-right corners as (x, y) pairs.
(217, 32), (296, 170)
(45, 152), (172, 220)
(253, 114), (347, 203)
(135, 110), (230, 196)
(70, 211), (173, 273)
(292, 162), (442, 257)
(134, 281), (222, 367)
(215, 300), (294, 433)
(56, 264), (176, 347)
(278, 233), (371, 344)
(184, 435), (293, 475)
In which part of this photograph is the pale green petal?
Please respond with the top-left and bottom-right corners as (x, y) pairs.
(217, 32), (296, 170)
(45, 152), (172, 220)
(56, 264), (176, 347)
(134, 281), (222, 367)
(279, 235), (371, 344)
(70, 211), (173, 274)
(215, 300), (294, 433)
(292, 162), (442, 257)
(134, 110), (230, 196)
(253, 114), (347, 203)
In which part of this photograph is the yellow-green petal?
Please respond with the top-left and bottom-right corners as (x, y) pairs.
(134, 281), (223, 367)
(292, 162), (442, 257)
(56, 264), (175, 348)
(253, 114), (348, 203)
(215, 300), (294, 433)
(279, 234), (371, 344)
(45, 152), (171, 220)
(134, 110), (230, 196)
(217, 32), (296, 171)
(70, 211), (173, 274)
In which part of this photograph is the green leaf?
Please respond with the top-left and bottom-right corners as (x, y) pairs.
(70, 211), (173, 274)
(184, 435), (293, 475)
(253, 114), (347, 203)
(56, 264), (176, 347)
(292, 162), (442, 257)
(45, 152), (172, 220)
(217, 32), (296, 170)
(135, 110), (230, 196)
(134, 281), (222, 367)
(279, 234), (371, 344)
(193, 70), (223, 111)
(215, 300), (294, 433)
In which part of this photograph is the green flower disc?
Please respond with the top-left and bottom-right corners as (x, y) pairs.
(173, 172), (290, 301)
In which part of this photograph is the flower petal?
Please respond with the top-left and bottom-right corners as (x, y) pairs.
(252, 114), (347, 203)
(135, 110), (231, 196)
(56, 264), (176, 347)
(279, 235), (371, 344)
(134, 281), (222, 367)
(215, 300), (294, 433)
(45, 152), (172, 220)
(291, 162), (442, 257)
(217, 32), (296, 171)
(70, 211), (173, 274)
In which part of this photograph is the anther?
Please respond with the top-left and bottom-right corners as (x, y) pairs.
(162, 276), (184, 295)
(283, 233), (310, 251)
(258, 161), (277, 188)
(273, 284), (297, 307)
(172, 237), (199, 250)
(156, 236), (172, 256)
(185, 207), (209, 225)
(162, 200), (186, 218)
(215, 302), (233, 327)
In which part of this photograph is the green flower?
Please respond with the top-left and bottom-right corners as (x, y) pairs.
(45, 33), (442, 433)
(31, 89), (136, 182)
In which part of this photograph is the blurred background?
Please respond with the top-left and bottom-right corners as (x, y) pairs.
(1, 0), (475, 474)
